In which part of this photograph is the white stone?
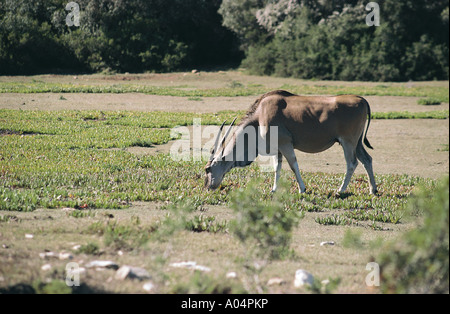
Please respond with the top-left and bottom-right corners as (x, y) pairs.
(85, 260), (119, 270)
(267, 277), (286, 286)
(115, 265), (150, 281)
(169, 261), (211, 272)
(193, 265), (211, 272)
(39, 251), (57, 259)
(41, 264), (52, 271)
(143, 282), (155, 292)
(294, 269), (314, 287)
(59, 252), (73, 260)
(170, 261), (197, 268)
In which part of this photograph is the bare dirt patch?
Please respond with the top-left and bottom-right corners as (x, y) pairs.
(293, 119), (449, 180)
(0, 201), (415, 294)
(0, 93), (256, 113)
(1, 93), (448, 113)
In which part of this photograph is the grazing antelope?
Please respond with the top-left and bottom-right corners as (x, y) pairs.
(204, 90), (377, 195)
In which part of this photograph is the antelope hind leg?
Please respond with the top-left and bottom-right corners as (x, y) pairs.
(338, 140), (358, 194)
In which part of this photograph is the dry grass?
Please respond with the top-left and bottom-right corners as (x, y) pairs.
(0, 201), (416, 294)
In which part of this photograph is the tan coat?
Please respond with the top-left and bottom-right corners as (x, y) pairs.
(205, 90), (377, 194)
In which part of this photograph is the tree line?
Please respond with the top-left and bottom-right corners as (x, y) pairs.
(0, 0), (241, 75)
(220, 0), (449, 81)
(0, 0), (448, 81)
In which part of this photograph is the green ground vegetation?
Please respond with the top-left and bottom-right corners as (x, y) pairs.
(1, 81), (449, 103)
(0, 107), (447, 294)
(0, 109), (436, 222)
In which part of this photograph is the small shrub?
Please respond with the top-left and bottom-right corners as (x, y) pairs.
(171, 272), (247, 294)
(68, 210), (96, 218)
(0, 214), (19, 223)
(187, 97), (203, 101)
(418, 98), (442, 106)
(32, 280), (72, 294)
(306, 277), (341, 294)
(230, 179), (301, 260)
(379, 176), (449, 294)
(342, 229), (364, 249)
(315, 214), (352, 226)
(103, 220), (155, 250)
(185, 215), (228, 233)
(85, 219), (156, 251)
(154, 199), (197, 241)
(228, 80), (244, 88)
(76, 243), (100, 255)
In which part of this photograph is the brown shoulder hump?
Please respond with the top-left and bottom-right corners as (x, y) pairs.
(241, 90), (296, 124)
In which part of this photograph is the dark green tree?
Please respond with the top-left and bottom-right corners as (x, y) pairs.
(0, 0), (241, 74)
(220, 0), (449, 81)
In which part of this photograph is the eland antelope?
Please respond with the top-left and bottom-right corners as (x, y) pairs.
(204, 90), (377, 195)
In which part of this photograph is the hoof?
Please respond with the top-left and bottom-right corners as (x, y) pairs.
(334, 191), (352, 199)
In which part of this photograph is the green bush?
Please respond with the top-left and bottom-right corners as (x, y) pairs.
(76, 242), (101, 255)
(230, 179), (301, 260)
(185, 215), (228, 233)
(171, 272), (247, 294)
(221, 0), (449, 81)
(379, 176), (449, 294)
(0, 0), (240, 74)
(418, 98), (442, 106)
(32, 280), (72, 294)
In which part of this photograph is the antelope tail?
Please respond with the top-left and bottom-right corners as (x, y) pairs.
(364, 101), (374, 150)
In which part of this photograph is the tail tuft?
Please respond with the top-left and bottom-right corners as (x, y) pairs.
(363, 98), (374, 150)
(364, 137), (374, 150)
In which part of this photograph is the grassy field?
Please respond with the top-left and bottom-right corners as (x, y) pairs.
(0, 72), (448, 294)
(1, 79), (449, 103)
(0, 109), (441, 212)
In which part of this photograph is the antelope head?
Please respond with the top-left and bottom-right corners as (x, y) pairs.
(204, 118), (237, 190)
